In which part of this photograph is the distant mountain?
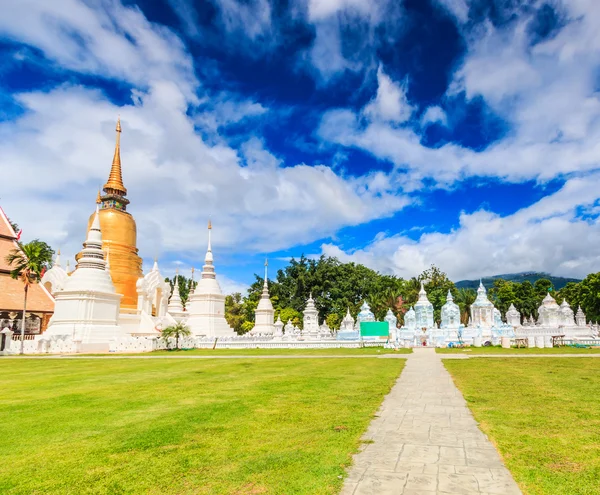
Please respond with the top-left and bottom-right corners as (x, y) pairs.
(455, 272), (582, 291)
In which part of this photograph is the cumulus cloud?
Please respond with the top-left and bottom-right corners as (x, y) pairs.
(321, 174), (600, 280)
(0, 0), (409, 273)
(319, 2), (600, 186)
(364, 67), (414, 124)
(421, 106), (448, 127)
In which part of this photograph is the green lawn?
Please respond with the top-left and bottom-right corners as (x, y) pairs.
(140, 347), (411, 356)
(0, 358), (404, 494)
(445, 358), (600, 495)
(437, 346), (600, 354)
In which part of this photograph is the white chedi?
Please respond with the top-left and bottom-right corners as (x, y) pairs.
(41, 250), (69, 295)
(385, 309), (398, 341)
(470, 281), (494, 327)
(186, 222), (235, 338)
(404, 307), (416, 330)
(340, 308), (355, 331)
(576, 306), (587, 327)
(302, 293), (319, 339)
(250, 260), (275, 335)
(415, 283), (434, 329)
(319, 320), (332, 338)
(537, 293), (560, 327)
(167, 270), (186, 321)
(45, 206), (123, 343)
(440, 290), (460, 329)
(273, 315), (284, 338)
(505, 304), (521, 326)
(136, 259), (170, 318)
(357, 301), (375, 323)
(559, 299), (575, 327)
(283, 319), (295, 339)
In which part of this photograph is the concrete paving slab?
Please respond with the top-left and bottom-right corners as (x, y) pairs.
(341, 348), (522, 494)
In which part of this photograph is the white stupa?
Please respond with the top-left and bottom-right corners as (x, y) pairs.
(302, 293), (319, 339)
(470, 281), (494, 327)
(186, 221), (235, 338)
(41, 249), (69, 295)
(250, 259), (275, 335)
(167, 269), (186, 321)
(45, 206), (123, 343)
(414, 283), (434, 328)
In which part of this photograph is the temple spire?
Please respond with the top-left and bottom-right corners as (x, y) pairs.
(205, 220), (213, 264)
(103, 117), (127, 196)
(264, 258), (268, 287)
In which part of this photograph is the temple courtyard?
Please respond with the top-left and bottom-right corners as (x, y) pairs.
(1, 351), (599, 494)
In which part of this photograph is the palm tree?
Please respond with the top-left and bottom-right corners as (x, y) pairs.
(5, 240), (54, 354)
(454, 288), (477, 326)
(161, 322), (192, 350)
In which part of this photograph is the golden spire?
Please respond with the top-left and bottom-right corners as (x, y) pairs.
(103, 117), (127, 196)
(96, 189), (101, 204)
(208, 219), (212, 230)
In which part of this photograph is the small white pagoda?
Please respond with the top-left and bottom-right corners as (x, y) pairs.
(186, 221), (235, 338)
(167, 270), (186, 322)
(249, 260), (275, 336)
(415, 283), (434, 328)
(45, 206), (123, 346)
(302, 293), (319, 339)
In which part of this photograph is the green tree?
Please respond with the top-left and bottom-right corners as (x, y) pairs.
(161, 322), (191, 350)
(577, 273), (600, 322)
(5, 240), (54, 354)
(454, 288), (476, 325)
(534, 278), (554, 297)
(240, 321), (254, 334)
(514, 280), (539, 319)
(225, 292), (246, 334)
(326, 313), (340, 331)
(164, 274), (197, 306)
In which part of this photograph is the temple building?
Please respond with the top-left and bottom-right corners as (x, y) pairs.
(186, 222), (235, 338)
(85, 119), (142, 312)
(0, 206), (54, 334)
(250, 260), (275, 335)
(45, 206), (122, 346)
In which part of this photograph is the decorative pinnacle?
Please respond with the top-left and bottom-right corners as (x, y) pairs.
(102, 117), (127, 196)
(96, 189), (101, 204)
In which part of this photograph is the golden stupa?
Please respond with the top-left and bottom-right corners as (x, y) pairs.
(84, 119), (143, 311)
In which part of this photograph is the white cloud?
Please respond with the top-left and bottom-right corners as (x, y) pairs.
(433, 0), (469, 24)
(0, 0), (197, 100)
(421, 106), (448, 127)
(321, 174), (600, 280)
(0, 1), (410, 271)
(364, 67), (414, 124)
(319, 3), (600, 187)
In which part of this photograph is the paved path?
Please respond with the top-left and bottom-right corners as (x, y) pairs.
(341, 348), (521, 494)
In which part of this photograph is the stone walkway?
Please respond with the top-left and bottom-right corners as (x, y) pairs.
(341, 348), (522, 494)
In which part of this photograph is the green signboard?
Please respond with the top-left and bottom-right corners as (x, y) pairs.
(359, 321), (390, 338)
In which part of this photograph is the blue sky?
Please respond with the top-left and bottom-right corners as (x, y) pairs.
(0, 0), (599, 292)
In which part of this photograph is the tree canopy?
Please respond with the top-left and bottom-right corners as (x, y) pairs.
(215, 255), (600, 333)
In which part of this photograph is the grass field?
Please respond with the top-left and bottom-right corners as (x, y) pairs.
(140, 347), (411, 356)
(437, 346), (600, 354)
(445, 358), (600, 495)
(0, 358), (404, 494)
